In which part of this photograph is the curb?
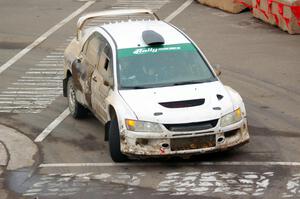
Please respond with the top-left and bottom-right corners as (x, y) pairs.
(0, 141), (8, 199)
(0, 124), (38, 171)
(0, 141), (8, 168)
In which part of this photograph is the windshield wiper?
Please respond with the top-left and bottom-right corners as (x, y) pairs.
(172, 78), (216, 86)
(121, 79), (216, 89)
(172, 80), (207, 86)
(121, 86), (151, 89)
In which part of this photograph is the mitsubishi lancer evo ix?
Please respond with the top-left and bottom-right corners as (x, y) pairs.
(63, 9), (250, 162)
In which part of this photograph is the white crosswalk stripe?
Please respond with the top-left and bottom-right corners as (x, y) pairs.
(0, 36), (72, 113)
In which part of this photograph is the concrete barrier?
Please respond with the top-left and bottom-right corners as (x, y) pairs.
(197, 0), (252, 14)
(252, 0), (300, 34)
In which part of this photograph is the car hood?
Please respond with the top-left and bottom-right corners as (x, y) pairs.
(119, 81), (235, 124)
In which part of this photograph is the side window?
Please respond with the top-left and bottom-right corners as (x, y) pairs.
(98, 37), (113, 78)
(100, 45), (112, 71)
(82, 33), (102, 67)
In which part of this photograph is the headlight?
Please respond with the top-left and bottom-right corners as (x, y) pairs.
(125, 119), (163, 132)
(220, 108), (242, 127)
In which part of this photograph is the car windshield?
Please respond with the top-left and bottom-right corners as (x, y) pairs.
(117, 43), (217, 89)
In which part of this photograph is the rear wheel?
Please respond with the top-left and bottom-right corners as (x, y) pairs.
(67, 76), (87, 119)
(109, 116), (128, 162)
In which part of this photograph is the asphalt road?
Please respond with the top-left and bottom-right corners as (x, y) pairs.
(0, 0), (300, 198)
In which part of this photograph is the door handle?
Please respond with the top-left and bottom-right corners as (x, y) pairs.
(77, 54), (83, 63)
(92, 76), (97, 82)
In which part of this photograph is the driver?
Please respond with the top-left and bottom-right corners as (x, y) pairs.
(141, 65), (158, 83)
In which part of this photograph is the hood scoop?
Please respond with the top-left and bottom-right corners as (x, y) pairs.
(159, 99), (205, 108)
(142, 30), (165, 45)
(216, 94), (223, 100)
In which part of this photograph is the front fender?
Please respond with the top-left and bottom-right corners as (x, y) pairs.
(224, 86), (246, 116)
(105, 92), (137, 131)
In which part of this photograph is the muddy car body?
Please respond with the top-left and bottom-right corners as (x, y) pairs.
(63, 9), (250, 162)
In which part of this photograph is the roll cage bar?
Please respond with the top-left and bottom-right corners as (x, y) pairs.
(76, 9), (160, 40)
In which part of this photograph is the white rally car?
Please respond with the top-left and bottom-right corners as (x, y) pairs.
(63, 9), (249, 162)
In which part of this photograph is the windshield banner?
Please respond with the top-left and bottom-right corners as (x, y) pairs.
(118, 43), (197, 58)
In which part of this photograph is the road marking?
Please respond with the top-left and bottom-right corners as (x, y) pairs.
(55, 48), (66, 51)
(34, 108), (70, 142)
(8, 87), (61, 90)
(0, 94), (59, 97)
(29, 68), (62, 71)
(42, 57), (63, 60)
(39, 161), (300, 168)
(17, 170), (300, 198)
(0, 98), (55, 101)
(17, 79), (61, 82)
(26, 71), (64, 74)
(155, 171), (272, 196)
(0, 101), (50, 105)
(0, 105), (46, 109)
(164, 0), (193, 22)
(46, 55), (64, 58)
(0, 46), (66, 114)
(50, 52), (64, 55)
(0, 1), (95, 75)
(35, 63), (63, 66)
(2, 90), (62, 94)
(21, 76), (62, 79)
(13, 82), (62, 86)
(39, 60), (63, 63)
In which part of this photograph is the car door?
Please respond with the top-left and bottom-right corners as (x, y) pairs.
(91, 35), (113, 122)
(72, 32), (101, 107)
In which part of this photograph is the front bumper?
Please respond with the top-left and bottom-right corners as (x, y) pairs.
(120, 119), (250, 157)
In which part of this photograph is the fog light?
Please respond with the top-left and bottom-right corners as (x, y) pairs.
(136, 138), (148, 146)
(217, 136), (225, 143)
(161, 143), (169, 148)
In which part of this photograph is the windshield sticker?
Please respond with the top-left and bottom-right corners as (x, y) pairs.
(118, 43), (196, 58)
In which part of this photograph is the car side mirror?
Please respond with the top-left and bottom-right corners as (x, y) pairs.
(212, 64), (221, 76)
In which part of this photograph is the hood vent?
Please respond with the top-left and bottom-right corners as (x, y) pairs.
(159, 99), (205, 108)
(216, 94), (223, 100)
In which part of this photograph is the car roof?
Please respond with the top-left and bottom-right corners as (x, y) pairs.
(101, 20), (191, 49)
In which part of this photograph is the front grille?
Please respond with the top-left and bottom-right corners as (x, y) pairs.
(170, 135), (216, 151)
(159, 99), (205, 108)
(164, 119), (218, 132)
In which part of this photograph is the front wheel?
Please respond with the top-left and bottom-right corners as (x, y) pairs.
(67, 76), (87, 119)
(109, 117), (128, 162)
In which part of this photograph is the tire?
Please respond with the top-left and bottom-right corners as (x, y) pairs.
(109, 117), (128, 162)
(67, 76), (87, 119)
